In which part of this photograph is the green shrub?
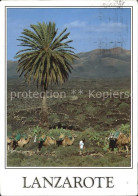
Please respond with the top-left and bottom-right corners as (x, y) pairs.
(119, 102), (130, 112)
(48, 113), (58, 120)
(84, 127), (95, 132)
(82, 130), (104, 147)
(118, 124), (130, 136)
(109, 124), (130, 136)
(103, 144), (109, 152)
(48, 113), (60, 123)
(31, 126), (45, 137)
(94, 124), (101, 131)
(85, 105), (99, 114)
(47, 128), (73, 139)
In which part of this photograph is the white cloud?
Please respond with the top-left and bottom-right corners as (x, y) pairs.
(65, 20), (127, 33)
(65, 20), (86, 28)
(88, 22), (127, 33)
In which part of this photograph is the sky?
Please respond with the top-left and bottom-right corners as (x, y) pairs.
(7, 8), (131, 60)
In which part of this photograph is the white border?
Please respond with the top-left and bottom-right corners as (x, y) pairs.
(5, 4), (133, 171)
(0, 1), (137, 196)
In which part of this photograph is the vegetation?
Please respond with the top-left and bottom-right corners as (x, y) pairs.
(7, 78), (131, 167)
(7, 124), (131, 167)
(119, 102), (130, 113)
(109, 124), (130, 136)
(15, 22), (78, 127)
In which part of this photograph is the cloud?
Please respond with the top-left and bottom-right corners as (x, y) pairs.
(65, 20), (127, 33)
(87, 22), (127, 33)
(64, 20), (86, 28)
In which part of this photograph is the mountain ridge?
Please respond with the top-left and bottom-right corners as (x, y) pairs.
(7, 47), (131, 79)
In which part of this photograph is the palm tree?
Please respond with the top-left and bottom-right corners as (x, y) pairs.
(15, 22), (78, 128)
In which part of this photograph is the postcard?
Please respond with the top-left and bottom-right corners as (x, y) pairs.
(0, 0), (137, 195)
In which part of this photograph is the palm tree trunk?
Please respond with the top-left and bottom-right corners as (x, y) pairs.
(41, 91), (49, 129)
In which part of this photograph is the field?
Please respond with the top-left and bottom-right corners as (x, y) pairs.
(7, 78), (131, 167)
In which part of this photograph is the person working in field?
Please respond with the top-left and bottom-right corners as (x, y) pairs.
(79, 139), (85, 155)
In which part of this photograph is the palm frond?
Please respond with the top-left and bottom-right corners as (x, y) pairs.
(15, 22), (79, 90)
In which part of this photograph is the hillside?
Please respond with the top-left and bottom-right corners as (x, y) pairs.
(71, 47), (131, 78)
(7, 47), (131, 79)
(7, 61), (18, 79)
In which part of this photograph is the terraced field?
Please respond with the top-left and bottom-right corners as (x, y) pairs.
(7, 78), (131, 167)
